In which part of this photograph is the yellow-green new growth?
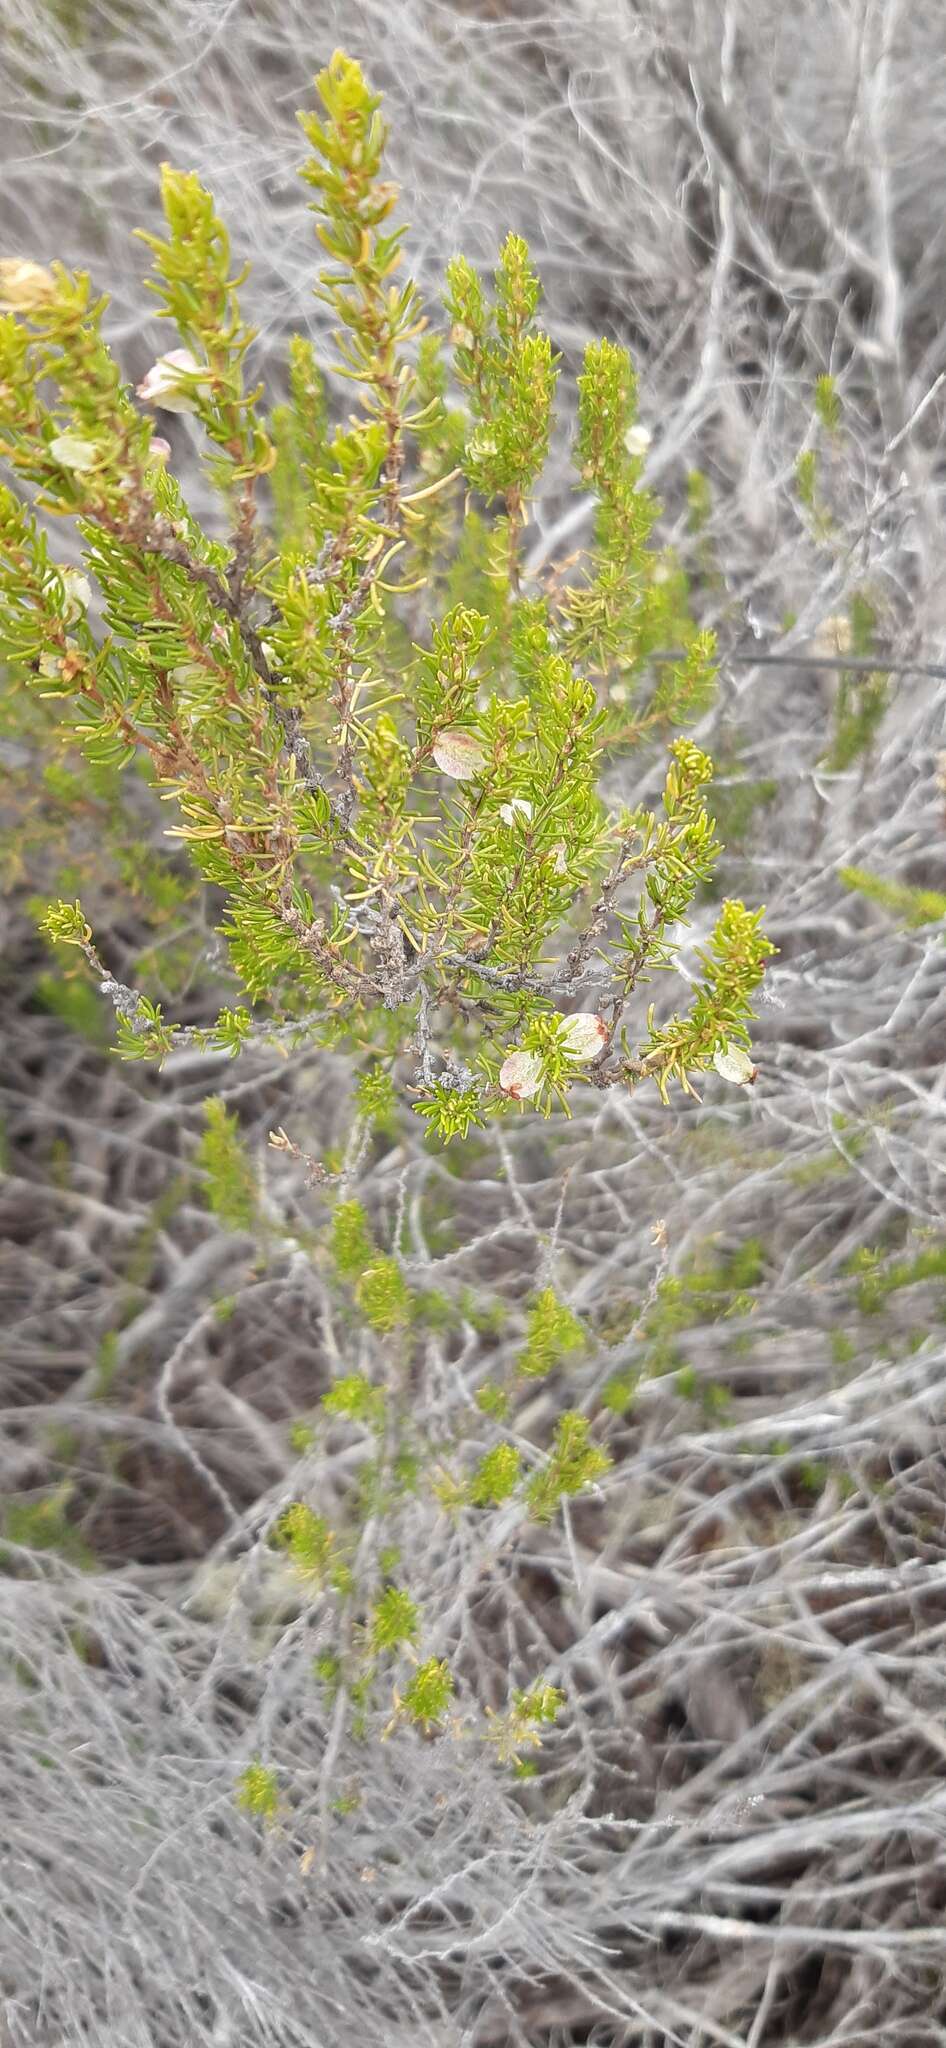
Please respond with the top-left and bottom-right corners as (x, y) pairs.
(517, 1289), (586, 1378)
(399, 1656), (455, 1730)
(236, 1761), (280, 1822)
(526, 1411), (611, 1522)
(274, 1501), (349, 1592)
(469, 1442), (521, 1505)
(369, 1586), (420, 1656)
(197, 1097), (259, 1234)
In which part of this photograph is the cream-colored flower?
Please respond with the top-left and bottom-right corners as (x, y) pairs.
(147, 436), (172, 466)
(498, 797), (533, 826)
(713, 1043), (757, 1086)
(59, 569), (92, 622)
(432, 730), (487, 780)
(499, 1048), (543, 1100)
(136, 348), (210, 414)
(0, 259), (56, 313)
(48, 432), (98, 472)
(624, 423), (652, 458)
(811, 613), (852, 658)
(558, 1012), (608, 1060)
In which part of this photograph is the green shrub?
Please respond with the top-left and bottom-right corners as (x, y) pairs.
(0, 51), (771, 1144)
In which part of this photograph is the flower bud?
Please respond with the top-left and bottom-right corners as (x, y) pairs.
(623, 423), (652, 458)
(499, 1049), (543, 1101)
(59, 568), (92, 622)
(467, 430), (496, 462)
(432, 730), (487, 780)
(558, 1012), (608, 1060)
(136, 349), (210, 414)
(713, 1043), (757, 1086)
(0, 259), (56, 313)
(147, 436), (172, 466)
(812, 613), (852, 658)
(37, 638), (80, 681)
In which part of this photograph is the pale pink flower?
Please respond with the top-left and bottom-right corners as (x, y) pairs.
(558, 1012), (608, 1060)
(499, 1049), (543, 1100)
(136, 349), (210, 414)
(432, 730), (487, 780)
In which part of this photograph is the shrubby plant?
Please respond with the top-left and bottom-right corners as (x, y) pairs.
(0, 46), (782, 1849)
(7, 19), (946, 2044)
(0, 51), (771, 1148)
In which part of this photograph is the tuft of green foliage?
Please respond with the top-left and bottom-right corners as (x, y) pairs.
(814, 374), (842, 433)
(2, 1486), (96, 1571)
(1, 51), (772, 1141)
(823, 592), (886, 772)
(840, 866), (946, 928)
(486, 1682), (565, 1764)
(517, 1288), (586, 1378)
(399, 1656), (454, 1729)
(236, 1761), (280, 1822)
(274, 1500), (350, 1592)
(525, 1411), (611, 1521)
(323, 1374), (386, 1429)
(847, 1240), (946, 1315)
(330, 1199), (376, 1278)
(196, 1097), (259, 1232)
(356, 1257), (413, 1332)
(469, 1442), (522, 1505)
(795, 448), (818, 515)
(368, 1586), (420, 1655)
